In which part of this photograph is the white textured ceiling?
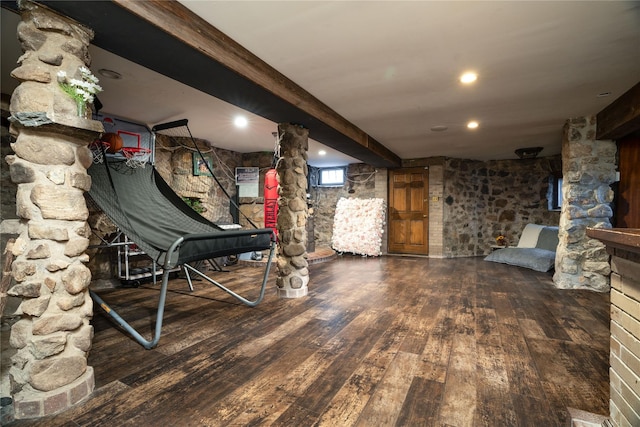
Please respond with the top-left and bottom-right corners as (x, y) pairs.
(2, 2), (640, 166)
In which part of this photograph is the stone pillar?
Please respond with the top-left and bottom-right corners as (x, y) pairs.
(374, 168), (388, 255)
(5, 1), (103, 419)
(275, 123), (309, 298)
(428, 165), (444, 258)
(553, 116), (616, 291)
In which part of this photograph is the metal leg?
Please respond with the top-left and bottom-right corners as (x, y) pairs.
(90, 265), (171, 349)
(90, 241), (276, 349)
(181, 242), (275, 307)
(183, 265), (195, 291)
(206, 258), (227, 272)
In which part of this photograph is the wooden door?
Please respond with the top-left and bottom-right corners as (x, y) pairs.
(388, 168), (429, 254)
(617, 135), (640, 228)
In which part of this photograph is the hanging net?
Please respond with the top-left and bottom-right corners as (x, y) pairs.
(152, 120), (257, 228)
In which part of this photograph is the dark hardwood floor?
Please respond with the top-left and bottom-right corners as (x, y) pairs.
(8, 255), (610, 426)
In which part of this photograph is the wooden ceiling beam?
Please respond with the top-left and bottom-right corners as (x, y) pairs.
(597, 81), (640, 140)
(114, 1), (368, 146)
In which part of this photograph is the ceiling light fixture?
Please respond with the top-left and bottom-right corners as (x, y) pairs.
(233, 116), (248, 128)
(467, 120), (479, 129)
(596, 91), (611, 98)
(318, 150), (327, 156)
(97, 68), (122, 80)
(430, 125), (448, 132)
(460, 71), (478, 84)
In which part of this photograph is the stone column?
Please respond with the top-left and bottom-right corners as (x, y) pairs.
(428, 165), (444, 258)
(374, 168), (389, 255)
(5, 1), (103, 419)
(553, 116), (616, 291)
(275, 123), (309, 298)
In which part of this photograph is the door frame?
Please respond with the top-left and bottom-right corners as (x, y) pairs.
(387, 167), (429, 255)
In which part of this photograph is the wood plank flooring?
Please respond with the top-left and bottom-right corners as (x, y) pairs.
(7, 255), (610, 426)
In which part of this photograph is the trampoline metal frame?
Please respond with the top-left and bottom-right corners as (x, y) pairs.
(91, 234), (276, 349)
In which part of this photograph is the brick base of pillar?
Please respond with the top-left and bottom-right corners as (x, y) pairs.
(12, 367), (94, 420)
(567, 407), (610, 427)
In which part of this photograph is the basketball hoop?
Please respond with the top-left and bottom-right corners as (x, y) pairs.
(122, 147), (151, 168)
(89, 140), (110, 164)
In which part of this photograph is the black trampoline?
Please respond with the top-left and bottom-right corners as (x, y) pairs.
(87, 159), (276, 349)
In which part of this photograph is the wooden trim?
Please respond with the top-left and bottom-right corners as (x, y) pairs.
(586, 227), (640, 253)
(616, 135), (640, 228)
(596, 81), (640, 140)
(401, 157), (447, 168)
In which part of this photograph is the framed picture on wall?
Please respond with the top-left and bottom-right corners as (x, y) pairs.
(193, 152), (213, 176)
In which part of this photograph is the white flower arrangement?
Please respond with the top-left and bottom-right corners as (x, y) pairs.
(57, 66), (102, 105)
(332, 197), (386, 256)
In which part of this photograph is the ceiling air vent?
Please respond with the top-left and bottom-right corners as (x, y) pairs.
(515, 146), (543, 159)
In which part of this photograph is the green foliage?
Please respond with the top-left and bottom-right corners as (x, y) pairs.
(182, 197), (205, 214)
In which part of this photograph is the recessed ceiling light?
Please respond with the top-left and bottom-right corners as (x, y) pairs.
(233, 116), (248, 128)
(596, 91), (611, 98)
(460, 72), (478, 84)
(430, 125), (448, 132)
(318, 150), (327, 156)
(98, 68), (122, 80)
(467, 120), (479, 129)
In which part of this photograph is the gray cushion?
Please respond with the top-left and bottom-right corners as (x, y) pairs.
(484, 247), (556, 272)
(536, 226), (559, 251)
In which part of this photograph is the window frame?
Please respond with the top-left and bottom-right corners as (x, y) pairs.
(318, 167), (346, 187)
(548, 174), (563, 211)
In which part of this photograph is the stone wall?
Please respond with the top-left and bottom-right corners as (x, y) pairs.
(238, 151), (277, 229)
(554, 117), (615, 291)
(83, 139), (565, 268)
(22, 134), (568, 283)
(309, 163), (377, 246)
(443, 156), (562, 257)
(307, 156), (559, 258)
(155, 134), (241, 225)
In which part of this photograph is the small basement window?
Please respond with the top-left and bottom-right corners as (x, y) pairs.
(319, 167), (346, 186)
(548, 174), (563, 211)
